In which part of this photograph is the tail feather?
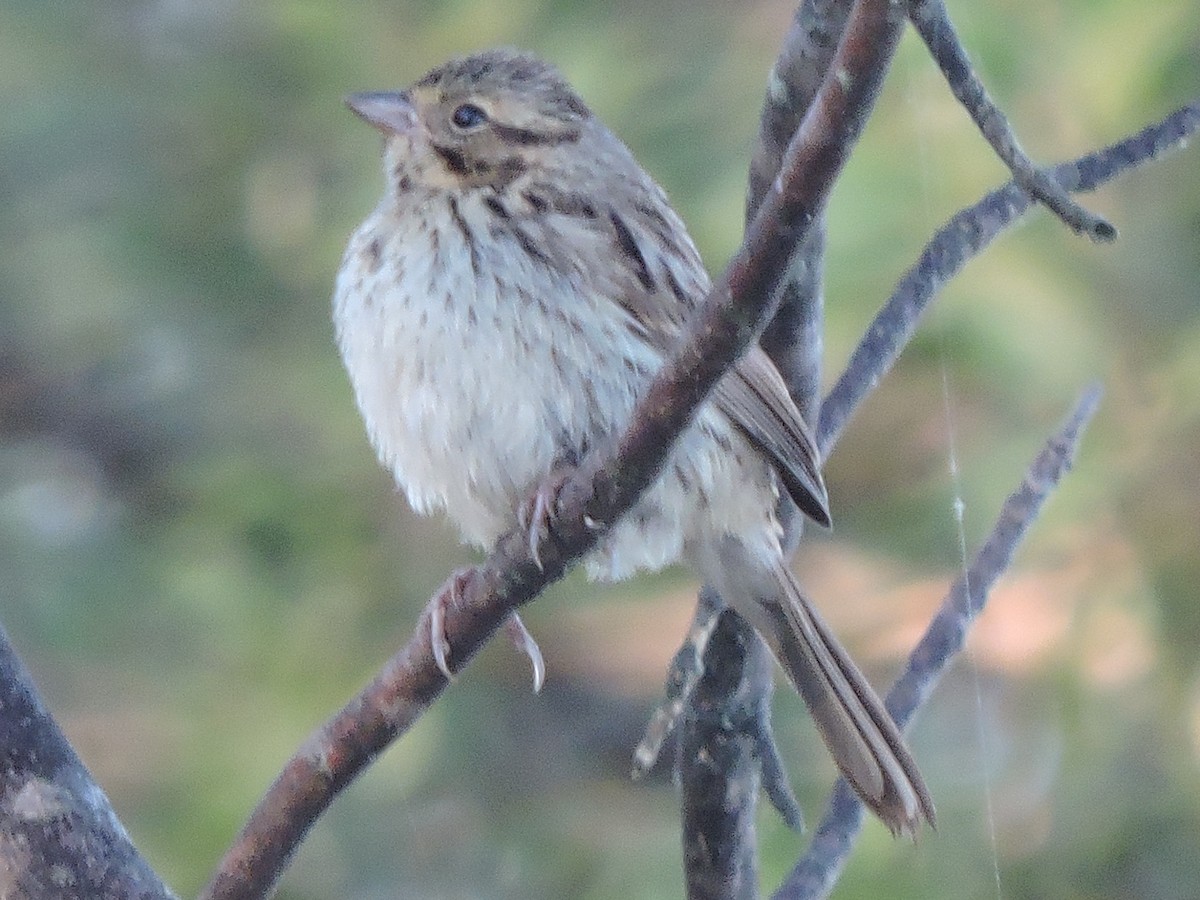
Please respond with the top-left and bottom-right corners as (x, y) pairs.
(768, 561), (935, 834)
(709, 541), (935, 835)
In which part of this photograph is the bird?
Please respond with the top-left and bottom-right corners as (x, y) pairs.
(332, 47), (934, 834)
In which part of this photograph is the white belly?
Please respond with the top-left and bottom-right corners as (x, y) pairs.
(333, 197), (781, 580)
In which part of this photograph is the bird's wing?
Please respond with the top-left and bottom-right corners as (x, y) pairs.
(714, 349), (830, 527)
(595, 190), (830, 527)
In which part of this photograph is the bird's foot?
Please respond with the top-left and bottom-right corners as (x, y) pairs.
(517, 467), (575, 571)
(429, 567), (545, 692)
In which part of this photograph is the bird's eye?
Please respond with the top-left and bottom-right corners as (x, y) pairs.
(451, 103), (488, 129)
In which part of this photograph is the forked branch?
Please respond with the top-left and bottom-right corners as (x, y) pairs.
(907, 0), (1117, 241)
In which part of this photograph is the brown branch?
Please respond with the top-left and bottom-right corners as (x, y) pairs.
(750, 0), (853, 420)
(572, 0), (904, 529)
(199, 3), (907, 897)
(907, 0), (1117, 242)
(0, 625), (177, 900)
(774, 383), (1105, 899)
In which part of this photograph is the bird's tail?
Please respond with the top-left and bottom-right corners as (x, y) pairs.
(704, 540), (935, 835)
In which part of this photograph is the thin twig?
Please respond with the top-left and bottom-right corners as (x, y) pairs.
(774, 383), (1104, 899)
(908, 0), (1117, 242)
(819, 102), (1200, 455)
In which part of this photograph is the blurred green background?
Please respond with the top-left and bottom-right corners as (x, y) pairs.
(2, 0), (1198, 897)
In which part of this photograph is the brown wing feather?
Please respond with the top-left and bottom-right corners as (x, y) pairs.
(714, 350), (831, 527)
(591, 177), (831, 529)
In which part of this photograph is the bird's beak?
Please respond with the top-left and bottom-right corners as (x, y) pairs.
(345, 91), (418, 135)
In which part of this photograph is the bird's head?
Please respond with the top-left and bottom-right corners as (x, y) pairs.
(347, 49), (593, 195)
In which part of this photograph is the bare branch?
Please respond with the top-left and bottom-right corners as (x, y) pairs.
(819, 102), (1200, 456)
(751, 0), (854, 415)
(679, 602), (773, 900)
(907, 0), (1117, 242)
(632, 588), (723, 778)
(0, 626), (176, 900)
(769, 106), (1200, 894)
(775, 383), (1105, 899)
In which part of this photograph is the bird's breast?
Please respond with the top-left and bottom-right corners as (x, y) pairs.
(333, 195), (658, 549)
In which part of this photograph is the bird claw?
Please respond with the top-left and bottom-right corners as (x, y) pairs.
(428, 568), (545, 692)
(504, 614), (546, 693)
(518, 468), (573, 571)
(428, 569), (470, 681)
